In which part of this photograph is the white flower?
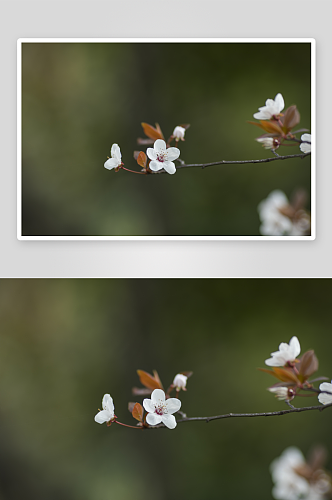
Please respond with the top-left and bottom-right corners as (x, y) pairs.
(271, 447), (310, 500)
(258, 190), (293, 236)
(300, 133), (311, 154)
(94, 394), (115, 424)
(254, 93), (285, 120)
(173, 373), (187, 391)
(265, 336), (301, 367)
(147, 139), (180, 175)
(143, 388), (181, 429)
(104, 143), (122, 170)
(256, 137), (275, 149)
(268, 387), (290, 401)
(318, 381), (332, 405)
(173, 126), (186, 141)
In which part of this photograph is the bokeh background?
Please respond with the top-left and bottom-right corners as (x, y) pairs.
(0, 279), (331, 500)
(21, 42), (312, 236)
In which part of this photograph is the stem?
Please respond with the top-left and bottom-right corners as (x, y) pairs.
(120, 166), (146, 175)
(150, 152), (311, 174)
(115, 421), (143, 430)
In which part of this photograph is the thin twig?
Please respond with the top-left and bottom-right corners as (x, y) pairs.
(150, 152), (311, 174)
(176, 402), (332, 424)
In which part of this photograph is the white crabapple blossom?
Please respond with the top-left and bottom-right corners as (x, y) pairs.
(173, 126), (186, 141)
(258, 190), (293, 236)
(265, 336), (301, 367)
(268, 387), (290, 401)
(104, 143), (122, 170)
(253, 93), (285, 120)
(173, 373), (187, 391)
(94, 394), (115, 424)
(270, 447), (310, 500)
(318, 381), (332, 405)
(256, 137), (276, 150)
(143, 389), (181, 429)
(146, 139), (180, 175)
(300, 134), (311, 154)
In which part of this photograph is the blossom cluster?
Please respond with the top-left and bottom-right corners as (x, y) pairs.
(251, 93), (311, 154)
(94, 370), (191, 430)
(261, 336), (332, 406)
(104, 123), (189, 175)
(258, 189), (311, 236)
(271, 447), (332, 500)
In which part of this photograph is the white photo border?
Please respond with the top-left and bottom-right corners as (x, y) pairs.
(17, 38), (316, 241)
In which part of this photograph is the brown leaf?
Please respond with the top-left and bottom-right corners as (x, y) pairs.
(179, 124), (191, 130)
(298, 350), (319, 379)
(137, 369), (163, 390)
(136, 151), (147, 169)
(141, 122), (164, 141)
(132, 402), (144, 422)
(248, 120), (283, 135)
(258, 367), (299, 383)
(282, 105), (301, 132)
(180, 371), (193, 378)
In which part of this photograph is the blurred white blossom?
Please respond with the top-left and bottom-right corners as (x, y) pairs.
(254, 93), (285, 120)
(143, 389), (181, 429)
(173, 126), (186, 141)
(173, 373), (187, 391)
(268, 387), (290, 400)
(94, 394), (115, 424)
(258, 190), (293, 236)
(271, 447), (311, 500)
(147, 139), (180, 175)
(318, 381), (332, 405)
(256, 137), (276, 149)
(258, 190), (309, 236)
(300, 134), (311, 154)
(265, 336), (301, 367)
(104, 144), (122, 170)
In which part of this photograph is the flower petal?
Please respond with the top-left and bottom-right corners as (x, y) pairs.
(275, 93), (284, 112)
(142, 398), (155, 414)
(94, 410), (112, 424)
(102, 394), (114, 413)
(104, 158), (119, 170)
(301, 133), (311, 143)
(161, 414), (177, 429)
(289, 336), (301, 358)
(149, 160), (163, 172)
(165, 147), (180, 162)
(146, 413), (163, 426)
(111, 143), (121, 161)
(253, 110), (271, 120)
(163, 161), (176, 175)
(318, 392), (332, 405)
(300, 142), (311, 154)
(153, 139), (167, 153)
(146, 148), (157, 161)
(165, 397), (181, 414)
(151, 389), (166, 405)
(319, 382), (332, 393)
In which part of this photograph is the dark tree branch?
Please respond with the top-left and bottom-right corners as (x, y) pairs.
(150, 152), (311, 174)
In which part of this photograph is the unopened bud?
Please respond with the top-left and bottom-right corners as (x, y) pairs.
(173, 373), (187, 391)
(268, 387), (290, 401)
(173, 126), (186, 141)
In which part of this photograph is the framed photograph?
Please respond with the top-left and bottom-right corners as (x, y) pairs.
(17, 38), (315, 240)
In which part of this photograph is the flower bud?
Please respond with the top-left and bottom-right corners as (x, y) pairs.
(256, 137), (280, 150)
(173, 126), (186, 141)
(173, 373), (187, 391)
(268, 387), (290, 400)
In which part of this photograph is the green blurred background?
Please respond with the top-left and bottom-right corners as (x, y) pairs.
(21, 42), (311, 236)
(0, 279), (331, 500)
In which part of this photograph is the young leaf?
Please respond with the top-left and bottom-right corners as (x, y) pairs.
(136, 151), (147, 169)
(298, 350), (319, 379)
(273, 367), (300, 384)
(248, 120), (283, 135)
(141, 122), (164, 141)
(282, 105), (301, 132)
(132, 402), (144, 422)
(137, 369), (163, 390)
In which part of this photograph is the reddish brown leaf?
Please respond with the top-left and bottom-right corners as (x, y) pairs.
(137, 369), (163, 390)
(136, 151), (147, 169)
(298, 350), (319, 379)
(248, 120), (283, 135)
(273, 367), (300, 384)
(132, 402), (144, 422)
(141, 122), (164, 141)
(282, 105), (301, 132)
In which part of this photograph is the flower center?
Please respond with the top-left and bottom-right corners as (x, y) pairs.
(156, 151), (166, 163)
(155, 403), (167, 416)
